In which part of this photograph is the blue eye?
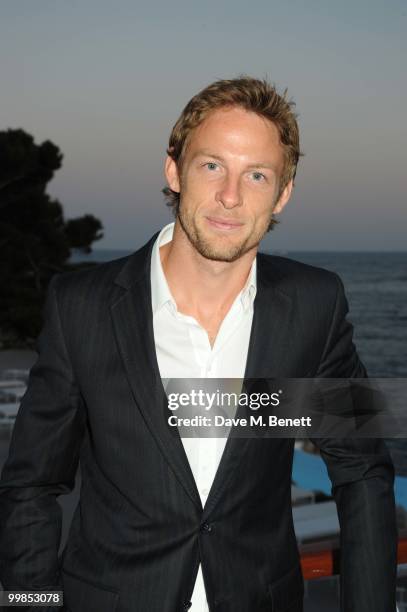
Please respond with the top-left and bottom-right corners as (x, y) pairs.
(252, 172), (266, 182)
(206, 162), (218, 171)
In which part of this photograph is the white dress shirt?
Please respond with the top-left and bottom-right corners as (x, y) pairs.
(151, 222), (257, 611)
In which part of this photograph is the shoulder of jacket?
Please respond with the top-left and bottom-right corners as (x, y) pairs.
(257, 251), (340, 282)
(52, 254), (132, 293)
(257, 252), (341, 297)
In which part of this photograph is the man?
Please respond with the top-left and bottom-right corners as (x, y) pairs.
(0, 77), (397, 611)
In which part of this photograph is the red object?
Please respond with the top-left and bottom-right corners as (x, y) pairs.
(301, 537), (407, 580)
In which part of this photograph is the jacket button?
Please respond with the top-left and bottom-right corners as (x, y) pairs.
(182, 602), (192, 610)
(201, 522), (213, 533)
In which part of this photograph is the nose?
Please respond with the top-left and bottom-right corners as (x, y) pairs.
(215, 174), (243, 209)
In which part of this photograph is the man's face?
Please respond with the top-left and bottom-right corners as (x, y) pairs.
(165, 106), (293, 262)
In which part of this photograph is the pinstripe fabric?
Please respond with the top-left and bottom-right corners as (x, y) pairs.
(0, 234), (397, 612)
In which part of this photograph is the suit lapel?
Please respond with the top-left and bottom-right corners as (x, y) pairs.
(202, 254), (294, 519)
(244, 255), (294, 380)
(110, 237), (202, 511)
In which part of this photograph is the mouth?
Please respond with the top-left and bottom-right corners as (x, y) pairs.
(205, 216), (244, 231)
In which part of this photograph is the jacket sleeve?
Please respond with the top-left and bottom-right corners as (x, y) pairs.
(0, 275), (86, 607)
(309, 274), (398, 612)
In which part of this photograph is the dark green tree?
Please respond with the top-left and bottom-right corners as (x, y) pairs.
(65, 214), (103, 254)
(0, 128), (104, 347)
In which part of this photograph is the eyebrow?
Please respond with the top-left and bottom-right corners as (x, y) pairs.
(192, 150), (278, 172)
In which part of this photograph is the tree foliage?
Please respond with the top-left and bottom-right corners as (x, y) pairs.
(0, 128), (104, 347)
(65, 214), (103, 253)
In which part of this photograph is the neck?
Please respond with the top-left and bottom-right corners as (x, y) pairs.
(160, 220), (256, 321)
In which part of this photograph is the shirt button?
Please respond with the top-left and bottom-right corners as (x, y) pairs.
(201, 488), (209, 496)
(201, 522), (213, 533)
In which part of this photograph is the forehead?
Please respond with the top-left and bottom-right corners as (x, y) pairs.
(185, 106), (284, 165)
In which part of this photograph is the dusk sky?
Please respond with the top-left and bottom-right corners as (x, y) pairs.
(1, 0), (406, 251)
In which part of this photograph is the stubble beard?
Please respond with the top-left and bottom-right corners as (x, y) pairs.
(177, 201), (273, 263)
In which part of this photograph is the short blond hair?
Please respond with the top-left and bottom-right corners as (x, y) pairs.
(163, 76), (302, 218)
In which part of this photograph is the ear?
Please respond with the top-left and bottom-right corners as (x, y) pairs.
(164, 155), (181, 193)
(273, 179), (293, 215)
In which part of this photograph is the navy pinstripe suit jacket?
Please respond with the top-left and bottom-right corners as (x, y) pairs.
(0, 234), (397, 612)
